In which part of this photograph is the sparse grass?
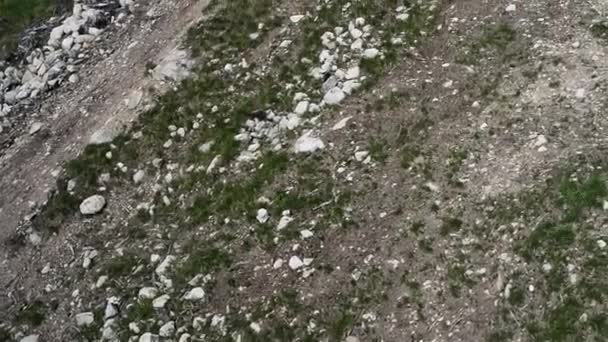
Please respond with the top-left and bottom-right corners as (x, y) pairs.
(440, 217), (463, 236)
(368, 138), (389, 164)
(0, 0), (71, 58)
(173, 243), (232, 286)
(590, 20), (608, 41)
(559, 173), (607, 221)
(103, 254), (141, 278)
(15, 300), (46, 327)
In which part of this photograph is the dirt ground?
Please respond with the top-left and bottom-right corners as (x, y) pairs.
(1, 0), (608, 341)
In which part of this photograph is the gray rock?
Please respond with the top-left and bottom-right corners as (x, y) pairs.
(29, 122), (43, 135)
(79, 195), (106, 215)
(75, 312), (95, 327)
(323, 87), (345, 105)
(159, 321), (175, 337)
(20, 335), (39, 342)
(294, 133), (325, 153)
(139, 333), (160, 342)
(90, 127), (119, 145)
(138, 287), (158, 299)
(184, 287), (205, 301)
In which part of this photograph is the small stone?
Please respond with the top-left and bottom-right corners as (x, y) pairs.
(345, 66), (360, 80)
(159, 321), (175, 337)
(354, 151), (369, 162)
(139, 333), (160, 342)
(79, 195), (106, 215)
(290, 15), (305, 23)
(133, 170), (145, 183)
(20, 335), (39, 342)
(294, 101), (309, 115)
(29, 122), (43, 135)
(294, 133), (325, 153)
(105, 297), (120, 319)
(69, 74), (79, 83)
(575, 88), (585, 99)
(277, 215), (293, 230)
(346, 337), (360, 342)
(138, 287), (159, 299)
(362, 48), (379, 59)
(505, 4), (516, 12)
(300, 229), (314, 239)
(152, 294), (170, 308)
(250, 322), (262, 333)
(256, 208), (269, 224)
(75, 312), (95, 327)
(273, 259), (284, 269)
(289, 256), (304, 270)
(184, 287), (206, 301)
(332, 116), (352, 130)
(597, 240), (606, 249)
(323, 87), (345, 105)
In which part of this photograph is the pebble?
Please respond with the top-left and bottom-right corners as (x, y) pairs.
(256, 208), (269, 224)
(294, 133), (325, 153)
(288, 256), (304, 270)
(152, 295), (171, 309)
(159, 321), (176, 337)
(79, 195), (106, 215)
(184, 287), (206, 301)
(75, 312), (95, 327)
(323, 87), (345, 105)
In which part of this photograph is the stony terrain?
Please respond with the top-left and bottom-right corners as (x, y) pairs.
(1, 0), (608, 341)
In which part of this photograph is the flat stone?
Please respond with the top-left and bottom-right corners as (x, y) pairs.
(75, 312), (95, 327)
(90, 126), (119, 145)
(323, 87), (345, 105)
(288, 256), (304, 270)
(152, 294), (170, 308)
(294, 133), (325, 153)
(79, 195), (106, 215)
(138, 287), (159, 299)
(184, 287), (205, 301)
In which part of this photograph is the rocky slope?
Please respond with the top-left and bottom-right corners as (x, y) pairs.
(1, 0), (608, 341)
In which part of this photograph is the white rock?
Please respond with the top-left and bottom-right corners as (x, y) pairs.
(575, 88), (586, 99)
(159, 321), (176, 337)
(90, 127), (119, 144)
(256, 208), (269, 223)
(20, 335), (39, 342)
(288, 256), (304, 270)
(152, 294), (170, 308)
(104, 297), (120, 319)
(277, 215), (293, 230)
(332, 116), (352, 130)
(250, 322), (262, 333)
(345, 66), (360, 80)
(323, 87), (345, 105)
(155, 255), (176, 276)
(355, 151), (369, 162)
(75, 312), (95, 327)
(29, 122), (43, 135)
(138, 287), (159, 299)
(294, 101), (309, 115)
(139, 333), (160, 342)
(294, 133), (325, 153)
(300, 229), (314, 239)
(506, 4), (516, 12)
(598, 240), (606, 249)
(61, 36), (74, 50)
(273, 259), (284, 269)
(179, 334), (192, 342)
(79, 195), (106, 215)
(184, 287), (206, 301)
(362, 48), (379, 59)
(133, 170), (145, 184)
(290, 15), (305, 23)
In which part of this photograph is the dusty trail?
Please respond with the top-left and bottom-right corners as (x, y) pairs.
(0, 0), (208, 240)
